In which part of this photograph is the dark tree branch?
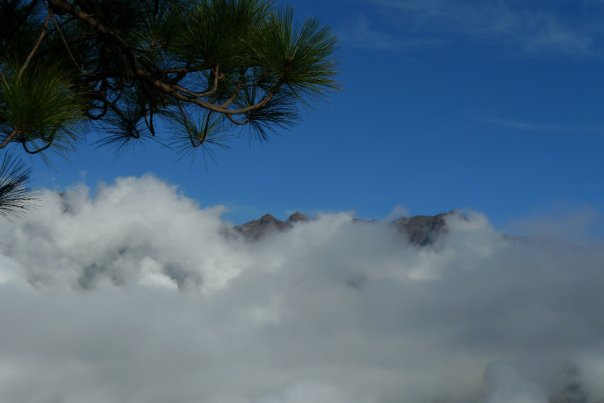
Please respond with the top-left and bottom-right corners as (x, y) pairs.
(17, 13), (51, 80)
(47, 0), (284, 115)
(172, 66), (222, 98)
(45, 2), (86, 73)
(22, 139), (53, 154)
(0, 129), (21, 149)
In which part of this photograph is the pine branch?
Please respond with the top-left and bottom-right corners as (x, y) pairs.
(17, 14), (51, 80)
(0, 155), (34, 217)
(0, 129), (21, 149)
(48, 0), (288, 115)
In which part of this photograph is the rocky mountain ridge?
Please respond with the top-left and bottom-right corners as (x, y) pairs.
(235, 211), (451, 246)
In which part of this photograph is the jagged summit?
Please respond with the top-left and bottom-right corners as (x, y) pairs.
(287, 211), (309, 223)
(258, 213), (282, 224)
(392, 213), (450, 246)
(234, 213), (289, 240)
(235, 211), (453, 246)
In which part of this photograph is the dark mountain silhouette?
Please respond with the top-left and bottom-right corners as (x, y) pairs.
(234, 213), (291, 240)
(392, 213), (449, 246)
(235, 211), (451, 246)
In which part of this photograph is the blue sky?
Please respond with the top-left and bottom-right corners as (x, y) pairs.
(28, 0), (604, 230)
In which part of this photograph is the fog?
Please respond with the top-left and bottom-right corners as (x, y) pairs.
(0, 176), (603, 403)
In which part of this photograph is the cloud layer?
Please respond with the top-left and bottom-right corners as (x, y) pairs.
(1, 176), (603, 403)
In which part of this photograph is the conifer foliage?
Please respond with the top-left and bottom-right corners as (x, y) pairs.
(0, 0), (338, 214)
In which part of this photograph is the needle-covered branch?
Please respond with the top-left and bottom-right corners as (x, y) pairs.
(0, 0), (337, 157)
(0, 155), (34, 217)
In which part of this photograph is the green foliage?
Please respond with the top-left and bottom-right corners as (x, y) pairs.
(0, 62), (84, 152)
(0, 0), (337, 152)
(0, 0), (338, 216)
(180, 0), (270, 68)
(251, 8), (337, 94)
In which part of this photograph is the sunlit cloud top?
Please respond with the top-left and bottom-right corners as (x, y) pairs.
(1, 177), (603, 403)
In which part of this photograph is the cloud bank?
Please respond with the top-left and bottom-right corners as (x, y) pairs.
(1, 176), (603, 403)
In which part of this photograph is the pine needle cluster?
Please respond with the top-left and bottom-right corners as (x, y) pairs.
(0, 0), (338, 215)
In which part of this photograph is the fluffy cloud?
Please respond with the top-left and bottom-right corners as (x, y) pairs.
(0, 176), (603, 403)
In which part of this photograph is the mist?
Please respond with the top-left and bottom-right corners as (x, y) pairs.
(1, 176), (603, 403)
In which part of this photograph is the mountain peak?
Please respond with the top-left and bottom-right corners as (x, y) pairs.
(259, 213), (280, 223)
(287, 211), (309, 223)
(235, 211), (452, 246)
(392, 213), (450, 246)
(234, 213), (289, 240)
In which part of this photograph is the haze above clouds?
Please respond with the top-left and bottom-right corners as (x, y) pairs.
(1, 176), (603, 403)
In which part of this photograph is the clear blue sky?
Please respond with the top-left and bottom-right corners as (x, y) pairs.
(28, 0), (604, 229)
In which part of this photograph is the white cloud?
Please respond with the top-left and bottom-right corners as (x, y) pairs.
(507, 203), (602, 243)
(481, 117), (604, 134)
(383, 204), (409, 221)
(0, 176), (603, 403)
(352, 0), (598, 56)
